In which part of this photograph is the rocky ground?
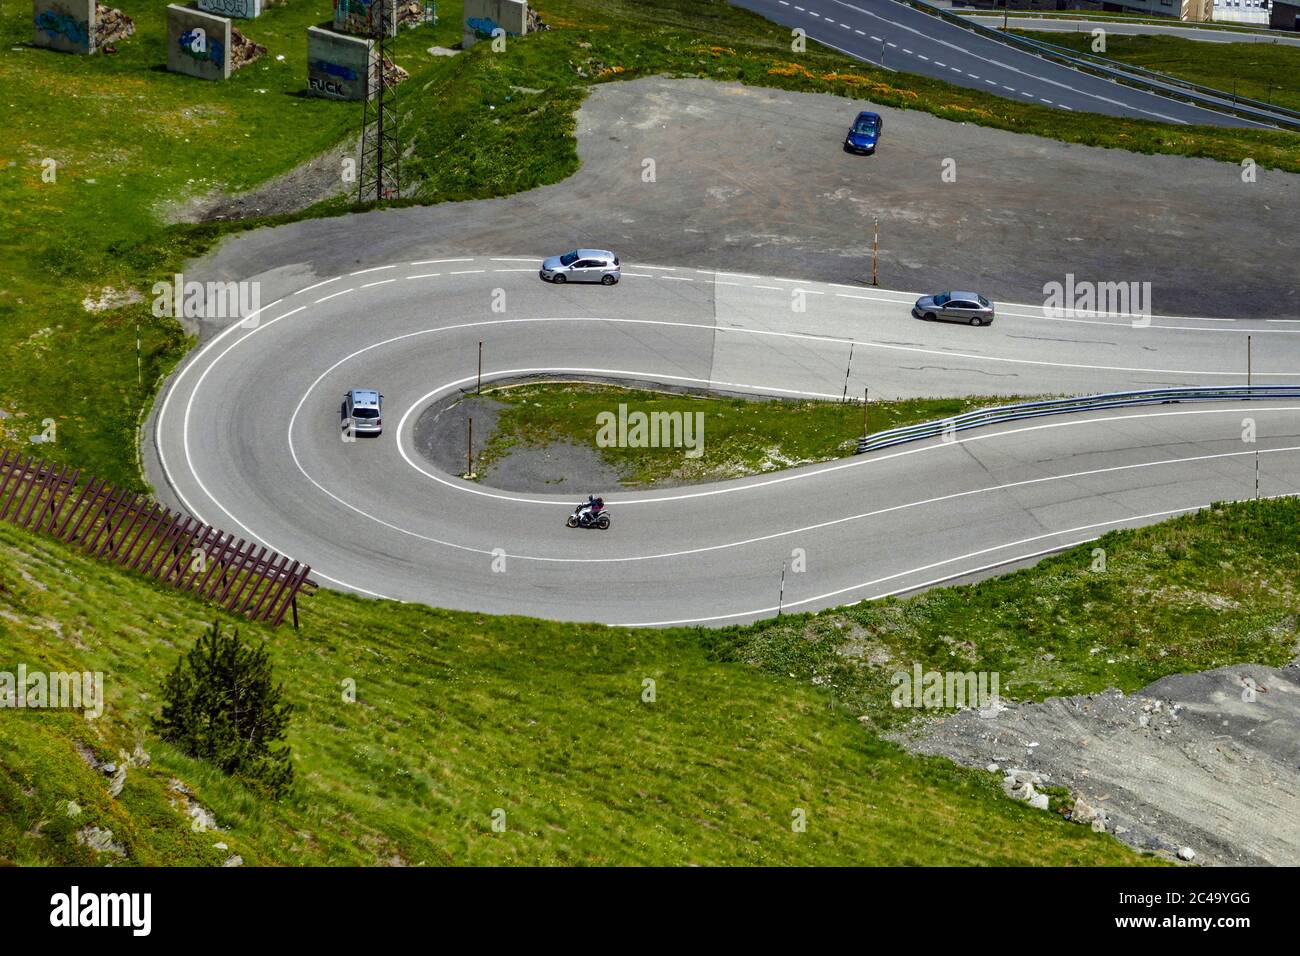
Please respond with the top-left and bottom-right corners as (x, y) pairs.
(891, 661), (1300, 866)
(95, 4), (134, 48)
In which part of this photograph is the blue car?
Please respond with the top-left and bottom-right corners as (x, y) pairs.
(844, 111), (883, 155)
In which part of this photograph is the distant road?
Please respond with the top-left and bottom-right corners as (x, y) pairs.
(730, 0), (1271, 125)
(962, 13), (1300, 46)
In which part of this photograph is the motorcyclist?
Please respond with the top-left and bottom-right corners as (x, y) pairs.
(584, 495), (604, 515)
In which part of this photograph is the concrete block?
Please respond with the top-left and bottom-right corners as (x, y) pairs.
(33, 0), (96, 55)
(462, 0), (527, 48)
(307, 25), (375, 101)
(166, 4), (232, 81)
(333, 0), (397, 37)
(197, 0), (262, 19)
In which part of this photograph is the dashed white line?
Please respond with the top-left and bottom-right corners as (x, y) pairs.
(315, 288), (353, 304)
(410, 258), (473, 265)
(406, 273), (442, 280)
(293, 277), (339, 296)
(449, 269), (486, 275)
(360, 279), (396, 289)
(349, 265), (397, 276)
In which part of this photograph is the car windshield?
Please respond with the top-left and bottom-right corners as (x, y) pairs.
(853, 117), (879, 134)
(352, 407), (380, 419)
(560, 251), (580, 266)
(933, 293), (951, 306)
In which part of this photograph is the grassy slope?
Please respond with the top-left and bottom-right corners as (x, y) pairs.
(1018, 30), (1300, 113)
(0, 522), (1146, 866)
(4, 1), (1299, 490)
(475, 383), (1041, 486)
(709, 498), (1300, 731)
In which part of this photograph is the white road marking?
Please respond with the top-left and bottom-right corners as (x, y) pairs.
(406, 273), (441, 279)
(315, 288), (354, 304)
(157, 259), (1300, 613)
(410, 258), (473, 265)
(360, 279), (396, 289)
(293, 277), (338, 296)
(349, 265), (397, 276)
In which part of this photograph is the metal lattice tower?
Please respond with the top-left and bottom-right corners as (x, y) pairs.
(357, 0), (400, 203)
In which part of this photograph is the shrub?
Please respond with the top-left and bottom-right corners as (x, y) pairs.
(154, 621), (294, 797)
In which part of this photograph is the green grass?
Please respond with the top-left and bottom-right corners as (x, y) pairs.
(1017, 30), (1300, 112)
(0, 520), (1149, 866)
(475, 382), (1039, 486)
(4, 1), (1298, 493)
(705, 498), (1300, 732)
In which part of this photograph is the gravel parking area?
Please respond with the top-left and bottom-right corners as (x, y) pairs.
(192, 76), (1299, 320)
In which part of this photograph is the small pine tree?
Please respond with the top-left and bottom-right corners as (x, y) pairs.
(155, 620), (294, 797)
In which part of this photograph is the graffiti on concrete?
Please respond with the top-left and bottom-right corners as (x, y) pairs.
(309, 59), (359, 82)
(34, 6), (90, 47)
(466, 15), (502, 39)
(197, 0), (260, 18)
(179, 29), (225, 69)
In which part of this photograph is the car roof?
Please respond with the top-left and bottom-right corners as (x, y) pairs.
(349, 389), (381, 404)
(855, 111), (881, 120)
(574, 249), (615, 259)
(951, 291), (983, 300)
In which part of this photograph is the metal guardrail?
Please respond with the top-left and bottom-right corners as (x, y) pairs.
(855, 386), (1300, 454)
(896, 0), (1300, 131)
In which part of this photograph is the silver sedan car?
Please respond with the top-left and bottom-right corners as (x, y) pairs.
(539, 249), (621, 285)
(913, 292), (995, 326)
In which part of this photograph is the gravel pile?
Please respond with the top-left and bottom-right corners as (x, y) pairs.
(891, 662), (1300, 865)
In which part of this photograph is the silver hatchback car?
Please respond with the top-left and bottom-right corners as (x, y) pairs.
(539, 249), (621, 285)
(342, 388), (384, 436)
(913, 292), (995, 326)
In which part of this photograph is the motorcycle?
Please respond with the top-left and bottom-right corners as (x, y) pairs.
(567, 502), (611, 530)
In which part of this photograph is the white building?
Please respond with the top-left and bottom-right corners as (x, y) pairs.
(1213, 0), (1271, 23)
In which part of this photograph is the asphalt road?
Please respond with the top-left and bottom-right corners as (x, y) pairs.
(149, 260), (1300, 626)
(190, 79), (1300, 324)
(730, 0), (1270, 125)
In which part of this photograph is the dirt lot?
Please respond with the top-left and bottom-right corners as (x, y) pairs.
(892, 661), (1300, 866)
(192, 76), (1300, 318)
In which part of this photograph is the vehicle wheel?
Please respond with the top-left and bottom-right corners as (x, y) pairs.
(553, 274), (566, 284)
(601, 274), (616, 286)
(924, 312), (936, 321)
(597, 515), (610, 530)
(566, 515), (579, 528)
(969, 316), (984, 327)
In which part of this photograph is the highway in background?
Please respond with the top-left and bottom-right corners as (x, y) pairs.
(730, 0), (1272, 124)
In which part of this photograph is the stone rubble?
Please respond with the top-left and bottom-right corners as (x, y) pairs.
(95, 4), (134, 48)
